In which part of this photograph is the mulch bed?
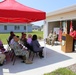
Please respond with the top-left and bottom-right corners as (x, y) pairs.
(67, 64), (76, 73)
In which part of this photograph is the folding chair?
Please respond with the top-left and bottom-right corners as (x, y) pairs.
(11, 49), (22, 65)
(12, 50), (18, 65)
(29, 49), (40, 61)
(31, 51), (40, 61)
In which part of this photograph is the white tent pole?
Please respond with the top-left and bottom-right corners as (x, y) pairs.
(43, 20), (46, 58)
(26, 23), (28, 37)
(25, 23), (27, 33)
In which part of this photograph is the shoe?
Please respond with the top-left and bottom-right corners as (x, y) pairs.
(0, 64), (3, 66)
(40, 56), (44, 58)
(25, 60), (32, 64)
(21, 60), (25, 63)
(42, 47), (44, 49)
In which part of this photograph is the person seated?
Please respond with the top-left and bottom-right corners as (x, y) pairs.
(9, 35), (17, 49)
(21, 32), (25, 36)
(46, 30), (53, 45)
(27, 34), (32, 45)
(20, 33), (27, 44)
(8, 31), (15, 44)
(51, 32), (57, 46)
(31, 35), (44, 58)
(9, 35), (16, 44)
(0, 40), (6, 66)
(20, 33), (32, 51)
(0, 39), (6, 52)
(20, 32), (25, 43)
(12, 35), (32, 64)
(0, 54), (6, 66)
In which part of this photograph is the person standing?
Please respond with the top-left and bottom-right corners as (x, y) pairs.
(70, 29), (76, 51)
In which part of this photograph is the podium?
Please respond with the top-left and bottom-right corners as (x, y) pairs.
(61, 34), (73, 53)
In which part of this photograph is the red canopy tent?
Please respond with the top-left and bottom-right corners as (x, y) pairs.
(0, 0), (46, 23)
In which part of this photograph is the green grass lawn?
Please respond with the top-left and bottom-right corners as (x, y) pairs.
(44, 68), (76, 75)
(0, 31), (43, 44)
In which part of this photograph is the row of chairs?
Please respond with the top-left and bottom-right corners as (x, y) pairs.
(7, 45), (40, 65)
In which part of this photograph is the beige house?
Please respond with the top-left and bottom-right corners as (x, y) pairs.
(44, 5), (76, 39)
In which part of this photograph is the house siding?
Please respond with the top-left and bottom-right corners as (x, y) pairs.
(46, 10), (76, 22)
(44, 5), (76, 38)
(0, 24), (32, 33)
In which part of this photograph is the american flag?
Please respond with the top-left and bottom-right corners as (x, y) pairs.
(58, 21), (62, 42)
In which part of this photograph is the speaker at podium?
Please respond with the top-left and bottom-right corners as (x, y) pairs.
(61, 33), (73, 53)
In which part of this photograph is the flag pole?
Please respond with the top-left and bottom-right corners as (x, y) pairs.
(43, 20), (47, 58)
(69, 20), (73, 34)
(65, 20), (67, 34)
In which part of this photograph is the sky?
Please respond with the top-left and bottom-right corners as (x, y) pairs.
(0, 0), (76, 26)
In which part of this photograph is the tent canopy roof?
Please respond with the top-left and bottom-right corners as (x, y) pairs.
(0, 0), (46, 23)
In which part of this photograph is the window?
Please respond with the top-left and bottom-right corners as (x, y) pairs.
(4, 25), (7, 30)
(18, 26), (20, 30)
(14, 26), (20, 30)
(14, 26), (17, 30)
(24, 26), (26, 30)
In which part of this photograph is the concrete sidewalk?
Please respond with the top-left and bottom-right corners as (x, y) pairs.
(0, 41), (76, 75)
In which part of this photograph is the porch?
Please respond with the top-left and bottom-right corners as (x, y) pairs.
(0, 40), (76, 75)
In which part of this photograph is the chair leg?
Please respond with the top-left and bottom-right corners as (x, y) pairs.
(13, 55), (16, 65)
(29, 50), (32, 58)
(11, 53), (15, 61)
(32, 53), (35, 61)
(32, 52), (40, 60)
